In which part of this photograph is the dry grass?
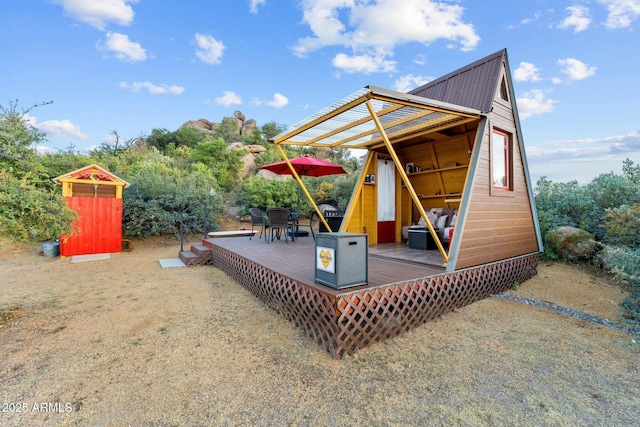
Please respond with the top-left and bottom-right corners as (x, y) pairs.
(0, 237), (638, 426)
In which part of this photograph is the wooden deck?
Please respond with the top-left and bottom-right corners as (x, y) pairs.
(203, 233), (539, 359)
(203, 234), (445, 295)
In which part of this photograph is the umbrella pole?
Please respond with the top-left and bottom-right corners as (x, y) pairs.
(276, 145), (332, 232)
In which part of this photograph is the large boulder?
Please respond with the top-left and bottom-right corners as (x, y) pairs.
(180, 118), (217, 133)
(244, 144), (266, 154)
(547, 226), (598, 261)
(238, 152), (258, 179)
(242, 119), (257, 136)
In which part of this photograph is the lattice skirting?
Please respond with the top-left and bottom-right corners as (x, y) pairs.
(210, 245), (538, 359)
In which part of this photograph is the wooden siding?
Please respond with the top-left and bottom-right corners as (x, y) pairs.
(70, 183), (117, 198)
(453, 65), (538, 269)
(345, 154), (378, 242)
(61, 197), (123, 256)
(397, 131), (476, 228)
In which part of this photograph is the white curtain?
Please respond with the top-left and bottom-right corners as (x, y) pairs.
(377, 159), (395, 221)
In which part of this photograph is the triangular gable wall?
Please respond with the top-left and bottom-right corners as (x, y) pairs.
(447, 53), (542, 271)
(53, 164), (130, 187)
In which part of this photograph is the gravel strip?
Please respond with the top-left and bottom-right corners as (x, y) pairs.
(497, 293), (640, 336)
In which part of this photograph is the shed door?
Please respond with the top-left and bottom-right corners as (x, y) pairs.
(61, 197), (123, 256)
(377, 159), (395, 243)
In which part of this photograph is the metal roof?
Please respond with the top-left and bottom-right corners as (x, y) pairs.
(271, 86), (483, 149)
(409, 49), (505, 113)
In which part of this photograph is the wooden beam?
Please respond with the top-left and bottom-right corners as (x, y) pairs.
(343, 151), (376, 235)
(271, 92), (371, 145)
(365, 100), (449, 265)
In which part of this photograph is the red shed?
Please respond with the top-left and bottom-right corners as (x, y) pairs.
(53, 164), (130, 257)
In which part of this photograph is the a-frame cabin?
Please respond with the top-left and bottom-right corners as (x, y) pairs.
(271, 48), (543, 272)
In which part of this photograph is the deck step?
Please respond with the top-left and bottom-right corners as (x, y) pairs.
(191, 244), (211, 256)
(178, 250), (198, 265)
(179, 246), (212, 266)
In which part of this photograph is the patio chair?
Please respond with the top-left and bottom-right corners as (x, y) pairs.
(249, 208), (268, 240)
(267, 208), (293, 243)
(294, 211), (316, 240)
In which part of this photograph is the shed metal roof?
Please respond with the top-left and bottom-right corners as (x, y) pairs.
(271, 86), (483, 149)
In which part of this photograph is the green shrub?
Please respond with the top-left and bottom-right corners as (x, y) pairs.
(238, 175), (299, 214)
(601, 203), (640, 249)
(534, 177), (596, 235)
(600, 245), (640, 329)
(122, 165), (222, 239)
(0, 174), (77, 241)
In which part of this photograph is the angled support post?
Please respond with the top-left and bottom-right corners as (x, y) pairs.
(275, 144), (333, 233)
(365, 100), (449, 265)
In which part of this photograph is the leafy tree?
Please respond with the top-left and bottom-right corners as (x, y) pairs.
(585, 171), (638, 211)
(214, 117), (240, 144)
(238, 175), (299, 213)
(0, 100), (77, 242)
(260, 121), (287, 141)
(146, 126), (208, 152)
(600, 246), (640, 329)
(0, 175), (77, 241)
(622, 158), (640, 185)
(534, 177), (595, 236)
(189, 138), (243, 191)
(0, 99), (50, 179)
(90, 130), (142, 158)
(37, 145), (87, 191)
(122, 162), (222, 239)
(601, 203), (640, 249)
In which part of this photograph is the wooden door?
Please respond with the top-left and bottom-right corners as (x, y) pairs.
(61, 197), (122, 256)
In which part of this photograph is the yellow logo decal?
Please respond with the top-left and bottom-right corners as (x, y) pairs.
(319, 250), (332, 269)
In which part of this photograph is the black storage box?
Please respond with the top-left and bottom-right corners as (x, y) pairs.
(319, 210), (344, 232)
(407, 227), (438, 250)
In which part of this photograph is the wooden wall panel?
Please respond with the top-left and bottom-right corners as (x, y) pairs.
(71, 183), (116, 198)
(454, 80), (539, 269)
(61, 197), (122, 256)
(345, 160), (378, 241)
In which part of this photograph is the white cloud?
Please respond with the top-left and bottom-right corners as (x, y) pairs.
(254, 93), (289, 108)
(393, 74), (432, 92)
(516, 89), (557, 119)
(249, 0), (266, 14)
(556, 58), (596, 82)
(515, 11), (544, 27)
(99, 32), (147, 62)
(119, 81), (185, 95)
(332, 52), (396, 74)
(35, 146), (54, 155)
(598, 0), (640, 28)
(24, 113), (89, 141)
(413, 54), (427, 65)
(525, 130), (640, 183)
(194, 33), (226, 65)
(514, 62), (542, 82)
(56, 0), (137, 30)
(558, 5), (592, 32)
(293, 0), (479, 73)
(212, 91), (243, 106)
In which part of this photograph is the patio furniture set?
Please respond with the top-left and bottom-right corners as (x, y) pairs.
(249, 207), (315, 243)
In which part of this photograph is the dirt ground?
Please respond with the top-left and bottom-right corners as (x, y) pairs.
(0, 234), (638, 427)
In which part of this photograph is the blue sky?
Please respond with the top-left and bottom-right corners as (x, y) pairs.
(2, 0), (639, 184)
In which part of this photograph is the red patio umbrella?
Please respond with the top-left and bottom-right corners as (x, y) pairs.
(260, 155), (347, 214)
(260, 155), (347, 178)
